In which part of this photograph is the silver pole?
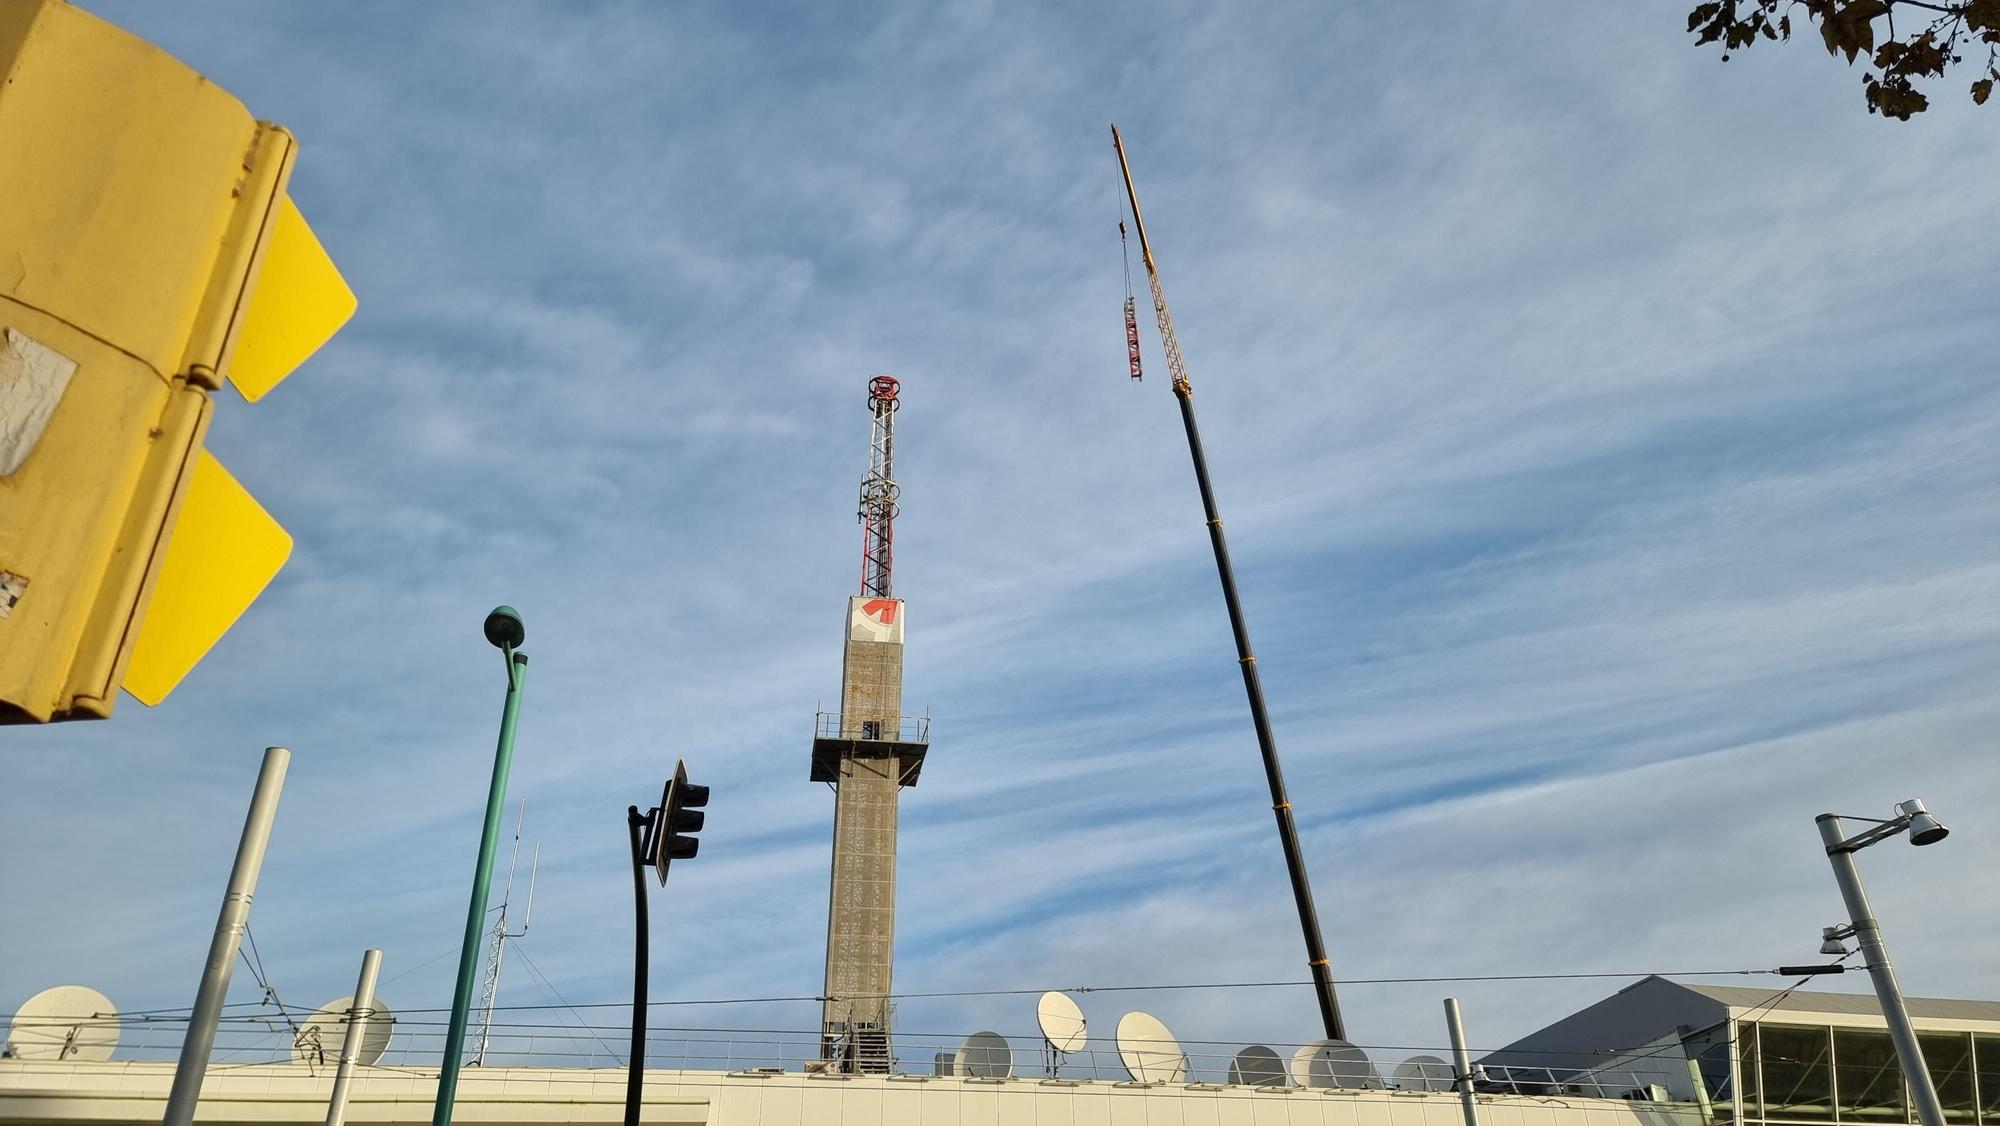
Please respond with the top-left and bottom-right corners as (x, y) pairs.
(325, 949), (382, 1126)
(163, 746), (291, 1126)
(1445, 997), (1480, 1126)
(1687, 1055), (1717, 1126)
(1817, 814), (1947, 1126)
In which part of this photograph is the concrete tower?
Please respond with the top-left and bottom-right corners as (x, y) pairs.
(810, 376), (928, 1073)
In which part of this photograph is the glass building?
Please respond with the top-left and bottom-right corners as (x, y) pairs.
(1482, 977), (2000, 1122)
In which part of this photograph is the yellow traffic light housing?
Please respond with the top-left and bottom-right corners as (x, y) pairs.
(0, 0), (354, 722)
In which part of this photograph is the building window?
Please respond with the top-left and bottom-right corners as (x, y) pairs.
(1974, 1035), (2000, 1125)
(1834, 1029), (1906, 1124)
(861, 721), (880, 740)
(1760, 1024), (1836, 1122)
(1918, 1032), (1976, 1124)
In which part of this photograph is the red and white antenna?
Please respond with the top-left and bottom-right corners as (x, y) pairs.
(858, 376), (900, 598)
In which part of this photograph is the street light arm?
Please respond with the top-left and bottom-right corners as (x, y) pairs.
(1819, 812), (1912, 853)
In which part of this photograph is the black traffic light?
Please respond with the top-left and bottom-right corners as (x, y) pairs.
(648, 758), (709, 885)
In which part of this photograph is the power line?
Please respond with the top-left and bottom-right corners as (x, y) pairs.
(371, 965), (1809, 1014)
(22, 966), (1819, 1025)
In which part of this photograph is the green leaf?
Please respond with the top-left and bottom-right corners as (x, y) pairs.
(1975, 77), (1995, 104)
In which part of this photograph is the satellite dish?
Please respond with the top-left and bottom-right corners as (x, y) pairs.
(1036, 991), (1087, 1054)
(5, 986), (118, 1061)
(1394, 1054), (1454, 1091)
(291, 996), (395, 1067)
(1115, 1011), (1186, 1083)
(1229, 1044), (1287, 1086)
(1290, 1038), (1382, 1089)
(955, 1030), (1012, 1078)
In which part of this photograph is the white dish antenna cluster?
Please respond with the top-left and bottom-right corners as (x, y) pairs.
(292, 995), (396, 1067)
(1001, 994), (1424, 1089)
(5, 986), (119, 1061)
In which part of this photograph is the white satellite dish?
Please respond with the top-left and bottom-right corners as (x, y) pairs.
(1115, 1011), (1186, 1083)
(1290, 1038), (1382, 1089)
(291, 995), (395, 1067)
(1394, 1054), (1454, 1091)
(955, 1030), (1012, 1078)
(1229, 1044), (1287, 1086)
(1036, 992), (1087, 1054)
(5, 986), (118, 1061)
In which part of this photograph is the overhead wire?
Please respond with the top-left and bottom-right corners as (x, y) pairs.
(508, 940), (625, 1067)
(15, 965), (1822, 1027)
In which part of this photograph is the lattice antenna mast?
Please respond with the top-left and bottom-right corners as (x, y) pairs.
(471, 801), (536, 1067)
(858, 375), (901, 598)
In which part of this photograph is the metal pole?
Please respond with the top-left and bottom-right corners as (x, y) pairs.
(1445, 997), (1480, 1126)
(624, 807), (652, 1126)
(163, 746), (291, 1126)
(325, 949), (382, 1126)
(1817, 814), (1946, 1126)
(1110, 124), (1343, 1041)
(432, 650), (528, 1126)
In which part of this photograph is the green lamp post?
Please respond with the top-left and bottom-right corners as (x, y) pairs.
(432, 606), (529, 1125)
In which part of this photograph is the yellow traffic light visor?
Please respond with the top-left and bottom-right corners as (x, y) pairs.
(227, 195), (355, 402)
(123, 451), (292, 705)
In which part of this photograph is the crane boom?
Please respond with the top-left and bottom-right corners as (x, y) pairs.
(1111, 130), (1191, 396)
(1110, 123), (1347, 1043)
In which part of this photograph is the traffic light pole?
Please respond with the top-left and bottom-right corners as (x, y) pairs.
(623, 806), (653, 1126)
(432, 624), (528, 1126)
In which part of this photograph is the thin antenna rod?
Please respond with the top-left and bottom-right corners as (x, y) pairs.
(1110, 123), (1346, 1043)
(519, 843), (539, 932)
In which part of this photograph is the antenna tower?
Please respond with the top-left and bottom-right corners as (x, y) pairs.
(811, 375), (929, 1075)
(471, 801), (536, 1067)
(858, 376), (900, 598)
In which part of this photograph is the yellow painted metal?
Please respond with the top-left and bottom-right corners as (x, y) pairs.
(56, 380), (211, 719)
(124, 451), (293, 706)
(0, 0), (259, 383)
(181, 124), (298, 392)
(0, 0), (347, 722)
(228, 195), (358, 402)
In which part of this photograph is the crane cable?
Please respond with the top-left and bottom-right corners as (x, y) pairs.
(1119, 220), (1143, 381)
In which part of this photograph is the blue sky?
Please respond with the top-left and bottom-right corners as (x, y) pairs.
(4, 0), (1998, 1080)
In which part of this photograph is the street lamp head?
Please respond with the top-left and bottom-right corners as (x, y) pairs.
(1820, 926), (1852, 956)
(483, 605), (526, 651)
(1896, 799), (1948, 846)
